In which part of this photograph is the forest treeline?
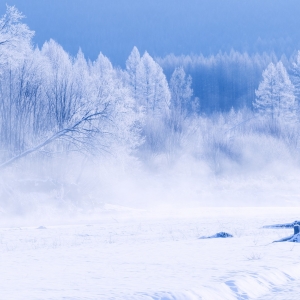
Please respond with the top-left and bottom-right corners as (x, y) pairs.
(1, 5), (300, 194)
(157, 51), (299, 113)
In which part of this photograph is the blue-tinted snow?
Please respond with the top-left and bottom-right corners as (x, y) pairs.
(1, 207), (300, 299)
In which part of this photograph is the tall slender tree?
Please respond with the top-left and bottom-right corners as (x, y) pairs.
(169, 67), (193, 131)
(290, 50), (300, 117)
(254, 61), (296, 124)
(136, 51), (170, 119)
(126, 46), (141, 103)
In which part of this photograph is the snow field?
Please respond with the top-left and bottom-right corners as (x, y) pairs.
(1, 207), (300, 299)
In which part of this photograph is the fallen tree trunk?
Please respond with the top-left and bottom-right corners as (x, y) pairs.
(263, 220), (300, 229)
(273, 224), (300, 243)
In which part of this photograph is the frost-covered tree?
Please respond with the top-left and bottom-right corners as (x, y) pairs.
(0, 6), (37, 158)
(169, 67), (193, 132)
(136, 51), (170, 119)
(0, 48), (46, 156)
(0, 5), (34, 68)
(125, 50), (171, 152)
(254, 61), (296, 124)
(170, 67), (193, 115)
(0, 30), (141, 168)
(290, 50), (300, 116)
(126, 46), (141, 103)
(41, 39), (77, 131)
(90, 52), (141, 154)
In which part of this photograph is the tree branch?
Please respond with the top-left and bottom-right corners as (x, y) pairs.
(0, 109), (108, 169)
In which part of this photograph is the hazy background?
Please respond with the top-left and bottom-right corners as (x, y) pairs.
(0, 1), (300, 222)
(1, 0), (300, 66)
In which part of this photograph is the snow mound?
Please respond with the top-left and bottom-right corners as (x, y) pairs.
(199, 232), (233, 239)
(36, 226), (46, 229)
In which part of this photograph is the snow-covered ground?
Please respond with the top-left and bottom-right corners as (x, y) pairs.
(1, 207), (300, 300)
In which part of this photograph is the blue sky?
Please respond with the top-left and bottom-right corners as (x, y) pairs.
(1, 0), (300, 66)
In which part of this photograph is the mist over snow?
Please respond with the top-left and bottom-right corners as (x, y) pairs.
(0, 5), (300, 224)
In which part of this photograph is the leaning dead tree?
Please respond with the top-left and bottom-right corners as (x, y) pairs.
(0, 105), (110, 170)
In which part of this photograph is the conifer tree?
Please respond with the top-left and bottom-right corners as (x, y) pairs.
(136, 51), (170, 119)
(126, 46), (141, 103)
(169, 67), (193, 131)
(290, 50), (300, 117)
(254, 61), (296, 124)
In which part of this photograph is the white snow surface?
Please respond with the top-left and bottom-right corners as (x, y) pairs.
(1, 207), (300, 300)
